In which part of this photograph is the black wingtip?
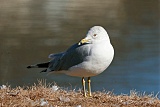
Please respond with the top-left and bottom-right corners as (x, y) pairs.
(40, 69), (47, 73)
(27, 66), (31, 69)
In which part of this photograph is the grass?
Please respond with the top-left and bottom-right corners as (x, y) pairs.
(0, 80), (159, 107)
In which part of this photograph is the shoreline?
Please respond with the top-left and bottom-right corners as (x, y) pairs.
(0, 81), (159, 107)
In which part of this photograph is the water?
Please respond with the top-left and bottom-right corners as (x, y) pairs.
(0, 0), (159, 98)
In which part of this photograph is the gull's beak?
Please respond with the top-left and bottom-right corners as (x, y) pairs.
(78, 38), (90, 45)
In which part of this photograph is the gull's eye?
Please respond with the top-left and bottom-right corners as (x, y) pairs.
(93, 34), (97, 37)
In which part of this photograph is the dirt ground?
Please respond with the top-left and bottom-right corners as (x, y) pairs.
(0, 81), (159, 107)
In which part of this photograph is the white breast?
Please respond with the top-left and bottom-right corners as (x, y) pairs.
(66, 42), (114, 77)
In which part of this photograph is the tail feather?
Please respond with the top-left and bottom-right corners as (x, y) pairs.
(27, 62), (49, 69)
(40, 69), (47, 73)
(27, 65), (37, 68)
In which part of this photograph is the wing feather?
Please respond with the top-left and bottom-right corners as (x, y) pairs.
(48, 43), (91, 72)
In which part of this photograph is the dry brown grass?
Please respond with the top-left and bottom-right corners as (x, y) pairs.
(0, 80), (159, 107)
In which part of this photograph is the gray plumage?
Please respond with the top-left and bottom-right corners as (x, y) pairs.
(27, 26), (114, 78)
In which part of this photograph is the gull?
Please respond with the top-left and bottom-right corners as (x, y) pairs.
(27, 26), (114, 97)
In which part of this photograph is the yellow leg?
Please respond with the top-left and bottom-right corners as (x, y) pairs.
(82, 77), (87, 97)
(88, 77), (92, 97)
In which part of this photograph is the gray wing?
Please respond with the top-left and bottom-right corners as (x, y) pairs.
(48, 43), (91, 72)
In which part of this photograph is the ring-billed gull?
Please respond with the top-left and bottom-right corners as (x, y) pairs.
(27, 26), (114, 97)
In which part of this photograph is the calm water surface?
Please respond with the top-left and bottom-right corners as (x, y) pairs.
(0, 0), (159, 98)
